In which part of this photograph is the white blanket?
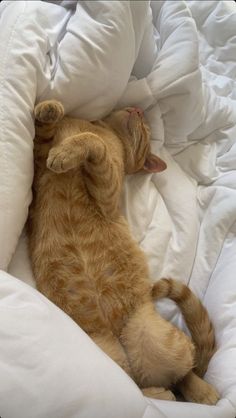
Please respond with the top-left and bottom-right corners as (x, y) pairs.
(0, 1), (236, 417)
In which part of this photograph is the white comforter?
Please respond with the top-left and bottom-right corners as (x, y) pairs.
(0, 1), (236, 417)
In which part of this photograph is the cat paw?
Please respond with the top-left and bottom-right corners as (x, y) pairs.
(192, 383), (220, 405)
(142, 387), (176, 401)
(34, 100), (64, 124)
(47, 148), (76, 173)
(182, 379), (220, 405)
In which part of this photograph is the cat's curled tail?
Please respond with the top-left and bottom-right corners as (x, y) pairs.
(152, 278), (216, 377)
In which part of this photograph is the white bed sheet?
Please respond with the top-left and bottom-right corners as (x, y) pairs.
(1, 0), (236, 417)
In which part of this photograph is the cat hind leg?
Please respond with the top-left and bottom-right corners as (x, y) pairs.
(121, 302), (194, 391)
(121, 302), (219, 405)
(91, 330), (176, 401)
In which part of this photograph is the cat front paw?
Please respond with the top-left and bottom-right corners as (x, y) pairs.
(47, 148), (77, 173)
(34, 100), (64, 124)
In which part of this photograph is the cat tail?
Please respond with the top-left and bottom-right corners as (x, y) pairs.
(152, 278), (216, 377)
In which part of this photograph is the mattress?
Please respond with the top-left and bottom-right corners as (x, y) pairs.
(0, 1), (236, 417)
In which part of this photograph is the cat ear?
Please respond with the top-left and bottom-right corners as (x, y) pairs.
(143, 153), (167, 173)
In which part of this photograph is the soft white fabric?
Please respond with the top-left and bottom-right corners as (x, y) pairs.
(0, 1), (69, 269)
(1, 0), (236, 417)
(0, 270), (165, 418)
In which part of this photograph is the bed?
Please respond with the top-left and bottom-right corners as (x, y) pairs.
(0, 1), (236, 417)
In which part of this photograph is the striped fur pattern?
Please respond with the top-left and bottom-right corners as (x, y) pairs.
(28, 100), (219, 404)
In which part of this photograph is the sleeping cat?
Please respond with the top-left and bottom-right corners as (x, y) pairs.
(28, 100), (219, 404)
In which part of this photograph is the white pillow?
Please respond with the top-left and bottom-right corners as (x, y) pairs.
(40, 1), (153, 119)
(0, 1), (68, 269)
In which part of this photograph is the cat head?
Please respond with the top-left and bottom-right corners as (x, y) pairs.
(104, 107), (167, 174)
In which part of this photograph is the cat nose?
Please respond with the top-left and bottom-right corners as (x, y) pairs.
(135, 107), (143, 116)
(126, 107), (143, 116)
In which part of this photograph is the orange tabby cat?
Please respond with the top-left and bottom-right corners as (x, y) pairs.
(28, 100), (219, 404)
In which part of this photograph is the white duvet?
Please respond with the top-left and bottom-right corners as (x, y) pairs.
(0, 1), (236, 417)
